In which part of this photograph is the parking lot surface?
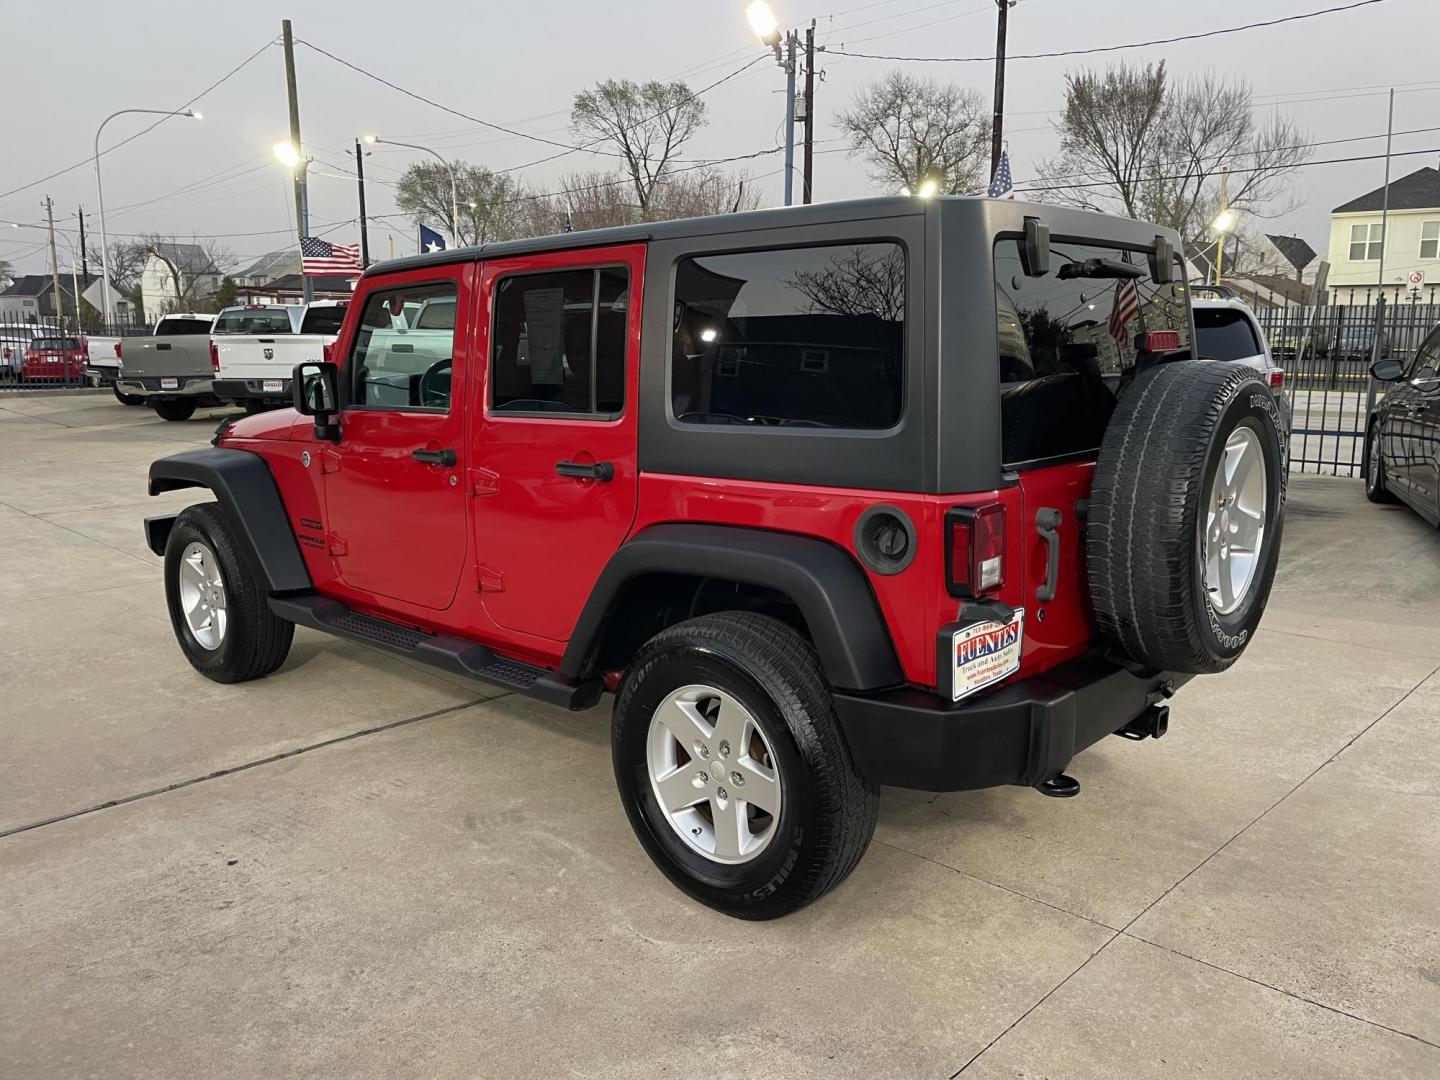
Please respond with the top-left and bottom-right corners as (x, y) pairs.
(2, 393), (1438, 1079)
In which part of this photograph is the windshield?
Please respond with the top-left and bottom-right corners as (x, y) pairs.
(1194, 308), (1262, 362)
(32, 337), (80, 350)
(212, 310), (294, 335)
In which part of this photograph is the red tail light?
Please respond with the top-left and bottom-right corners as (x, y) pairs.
(322, 342), (334, 364)
(1268, 369), (1284, 389)
(945, 503), (1006, 598)
(1138, 330), (1180, 352)
(114, 341), (123, 359)
(209, 340), (220, 372)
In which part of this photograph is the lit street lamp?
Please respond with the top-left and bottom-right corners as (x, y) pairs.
(1212, 207), (1239, 285)
(365, 134), (460, 245)
(93, 108), (202, 323)
(747, 2), (801, 207)
(273, 141), (315, 303)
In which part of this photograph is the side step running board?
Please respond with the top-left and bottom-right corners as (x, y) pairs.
(269, 595), (603, 711)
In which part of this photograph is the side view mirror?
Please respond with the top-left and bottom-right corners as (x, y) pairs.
(1370, 358), (1405, 383)
(293, 360), (340, 442)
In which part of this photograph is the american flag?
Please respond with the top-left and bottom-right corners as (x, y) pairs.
(1108, 280), (1141, 347)
(300, 237), (362, 276)
(987, 151), (1015, 199)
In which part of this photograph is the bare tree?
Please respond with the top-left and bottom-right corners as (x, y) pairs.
(86, 239), (147, 317)
(1041, 63), (1309, 251)
(528, 167), (763, 236)
(652, 168), (764, 219)
(0, 259), (14, 288)
(139, 234), (234, 314)
(571, 80), (708, 211)
(394, 160), (534, 246)
(836, 71), (990, 194)
(787, 246), (906, 321)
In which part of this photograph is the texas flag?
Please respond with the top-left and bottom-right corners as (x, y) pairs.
(419, 223), (446, 254)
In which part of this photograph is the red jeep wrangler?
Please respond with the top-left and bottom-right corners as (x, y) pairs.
(144, 198), (1285, 918)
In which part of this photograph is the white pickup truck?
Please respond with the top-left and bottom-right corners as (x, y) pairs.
(211, 301), (348, 411)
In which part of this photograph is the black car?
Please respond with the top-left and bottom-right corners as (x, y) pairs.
(1366, 326), (1440, 525)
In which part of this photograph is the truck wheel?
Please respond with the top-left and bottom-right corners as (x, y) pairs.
(1088, 360), (1286, 675)
(113, 384), (144, 406)
(1364, 425), (1396, 504)
(153, 399), (197, 422)
(612, 612), (878, 919)
(164, 503), (294, 683)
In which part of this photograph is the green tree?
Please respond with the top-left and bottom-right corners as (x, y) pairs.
(209, 276), (239, 309)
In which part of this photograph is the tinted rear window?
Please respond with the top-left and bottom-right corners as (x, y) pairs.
(212, 310), (293, 335)
(155, 318), (213, 336)
(300, 305), (347, 335)
(1194, 308), (1262, 362)
(670, 243), (905, 430)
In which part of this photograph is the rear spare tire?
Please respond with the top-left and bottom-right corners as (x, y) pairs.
(1088, 360), (1286, 674)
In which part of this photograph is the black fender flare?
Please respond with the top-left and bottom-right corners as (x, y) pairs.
(145, 447), (311, 594)
(560, 523), (904, 692)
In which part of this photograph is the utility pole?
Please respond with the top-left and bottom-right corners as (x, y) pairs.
(1378, 88), (1395, 294)
(354, 139), (370, 267)
(802, 20), (816, 204)
(44, 197), (65, 330)
(783, 29), (798, 206)
(281, 19), (312, 303)
(989, 0), (1013, 179)
(77, 207), (89, 283)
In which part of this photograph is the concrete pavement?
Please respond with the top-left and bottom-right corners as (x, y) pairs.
(2, 395), (1437, 1079)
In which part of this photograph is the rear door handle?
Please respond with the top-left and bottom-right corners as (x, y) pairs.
(556, 459), (615, 481)
(412, 448), (457, 466)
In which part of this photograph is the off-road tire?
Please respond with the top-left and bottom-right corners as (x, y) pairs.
(612, 612), (878, 919)
(1088, 360), (1286, 675)
(152, 398), (197, 422)
(113, 384), (144, 406)
(1363, 423), (1396, 504)
(164, 502), (293, 683)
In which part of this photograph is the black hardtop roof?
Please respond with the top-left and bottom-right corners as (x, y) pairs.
(362, 195), (1184, 279)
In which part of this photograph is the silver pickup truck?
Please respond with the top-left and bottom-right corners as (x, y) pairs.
(115, 312), (219, 421)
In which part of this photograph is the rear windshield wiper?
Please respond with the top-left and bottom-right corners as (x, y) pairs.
(1056, 258), (1145, 280)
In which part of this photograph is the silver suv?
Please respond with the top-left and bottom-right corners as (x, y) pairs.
(1192, 296), (1292, 430)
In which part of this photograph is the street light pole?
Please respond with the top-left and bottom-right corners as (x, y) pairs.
(366, 136), (459, 245)
(354, 139), (370, 267)
(93, 107), (201, 324)
(273, 142), (314, 302)
(783, 30), (797, 206)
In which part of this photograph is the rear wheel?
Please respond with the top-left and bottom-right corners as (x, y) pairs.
(164, 503), (293, 683)
(612, 612), (878, 919)
(1364, 424), (1396, 504)
(1088, 361), (1286, 674)
(113, 384), (144, 406)
(152, 398), (196, 422)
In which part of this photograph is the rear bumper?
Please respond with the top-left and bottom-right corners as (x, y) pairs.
(832, 651), (1190, 792)
(117, 375), (220, 403)
(86, 364), (119, 386)
(213, 377), (291, 404)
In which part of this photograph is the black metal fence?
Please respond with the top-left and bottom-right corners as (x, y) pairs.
(0, 312), (149, 391)
(1252, 302), (1437, 478)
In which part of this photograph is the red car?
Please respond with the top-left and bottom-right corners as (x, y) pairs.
(143, 198), (1288, 918)
(23, 335), (88, 382)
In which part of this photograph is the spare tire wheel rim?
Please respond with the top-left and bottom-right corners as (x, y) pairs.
(178, 541), (228, 650)
(1202, 424), (1267, 616)
(646, 684), (782, 865)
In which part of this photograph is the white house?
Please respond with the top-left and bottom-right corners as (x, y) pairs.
(1325, 166), (1440, 306)
(139, 243), (226, 316)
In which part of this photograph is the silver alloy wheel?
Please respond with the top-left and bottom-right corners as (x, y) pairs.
(1201, 425), (1268, 616)
(1369, 429), (1382, 489)
(646, 684), (782, 865)
(177, 541), (228, 650)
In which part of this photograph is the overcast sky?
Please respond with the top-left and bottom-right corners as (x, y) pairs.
(3, 0), (1437, 276)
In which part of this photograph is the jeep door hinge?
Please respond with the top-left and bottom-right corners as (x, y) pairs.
(319, 448), (342, 475)
(475, 564), (503, 592)
(327, 532), (349, 557)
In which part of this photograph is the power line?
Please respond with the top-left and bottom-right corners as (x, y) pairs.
(831, 0), (1396, 62)
(0, 37), (277, 206)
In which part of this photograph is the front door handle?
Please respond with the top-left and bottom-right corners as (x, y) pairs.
(412, 448), (457, 466)
(556, 459), (615, 481)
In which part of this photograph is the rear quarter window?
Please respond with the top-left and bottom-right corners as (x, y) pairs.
(1194, 308), (1263, 362)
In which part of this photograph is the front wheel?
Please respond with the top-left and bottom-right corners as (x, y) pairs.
(612, 612), (878, 920)
(164, 503), (294, 683)
(152, 398), (196, 422)
(1364, 425), (1396, 504)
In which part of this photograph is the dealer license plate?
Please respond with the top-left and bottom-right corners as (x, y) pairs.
(263, 379), (284, 393)
(160, 377), (179, 389)
(950, 608), (1024, 702)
